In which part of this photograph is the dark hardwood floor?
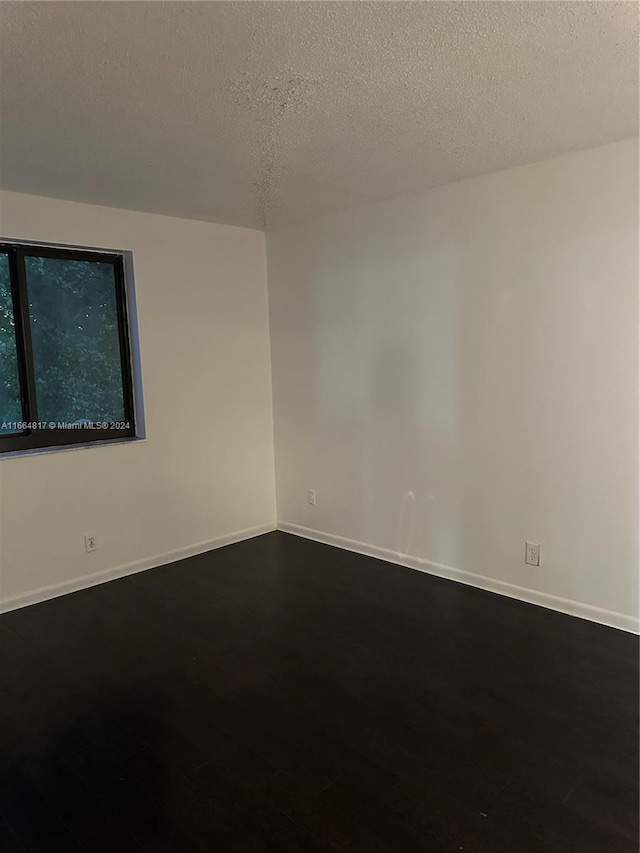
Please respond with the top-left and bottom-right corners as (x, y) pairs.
(0, 531), (637, 852)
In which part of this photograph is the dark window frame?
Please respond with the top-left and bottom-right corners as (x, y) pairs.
(0, 241), (137, 454)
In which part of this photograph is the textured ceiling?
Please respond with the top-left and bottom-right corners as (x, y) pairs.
(0, 1), (637, 230)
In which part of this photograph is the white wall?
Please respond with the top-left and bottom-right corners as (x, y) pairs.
(2, 142), (637, 629)
(0, 191), (276, 607)
(268, 139), (639, 630)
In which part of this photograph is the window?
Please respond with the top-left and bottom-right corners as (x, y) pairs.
(0, 242), (136, 453)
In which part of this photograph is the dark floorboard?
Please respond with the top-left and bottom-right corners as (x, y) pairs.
(0, 531), (638, 852)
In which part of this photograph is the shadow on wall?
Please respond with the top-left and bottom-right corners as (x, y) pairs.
(364, 344), (423, 554)
(305, 189), (539, 585)
(364, 342), (461, 564)
(311, 220), (463, 566)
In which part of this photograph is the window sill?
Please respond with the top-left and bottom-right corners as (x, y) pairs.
(0, 435), (145, 460)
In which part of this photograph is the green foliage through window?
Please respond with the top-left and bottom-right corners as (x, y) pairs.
(0, 254), (23, 432)
(0, 244), (135, 453)
(25, 256), (125, 424)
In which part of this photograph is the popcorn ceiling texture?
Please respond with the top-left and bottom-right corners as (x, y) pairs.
(229, 71), (318, 226)
(0, 1), (637, 230)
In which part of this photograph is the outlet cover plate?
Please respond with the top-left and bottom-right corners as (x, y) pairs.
(525, 541), (540, 566)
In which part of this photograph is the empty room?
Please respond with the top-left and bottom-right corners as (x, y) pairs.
(0, 2), (638, 851)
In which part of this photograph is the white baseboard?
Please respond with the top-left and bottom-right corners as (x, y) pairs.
(277, 522), (639, 634)
(0, 522), (276, 614)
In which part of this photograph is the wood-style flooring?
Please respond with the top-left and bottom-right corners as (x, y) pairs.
(1, 531), (638, 852)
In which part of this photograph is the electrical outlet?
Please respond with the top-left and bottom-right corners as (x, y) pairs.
(525, 541), (540, 566)
(307, 489), (317, 506)
(84, 533), (97, 553)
